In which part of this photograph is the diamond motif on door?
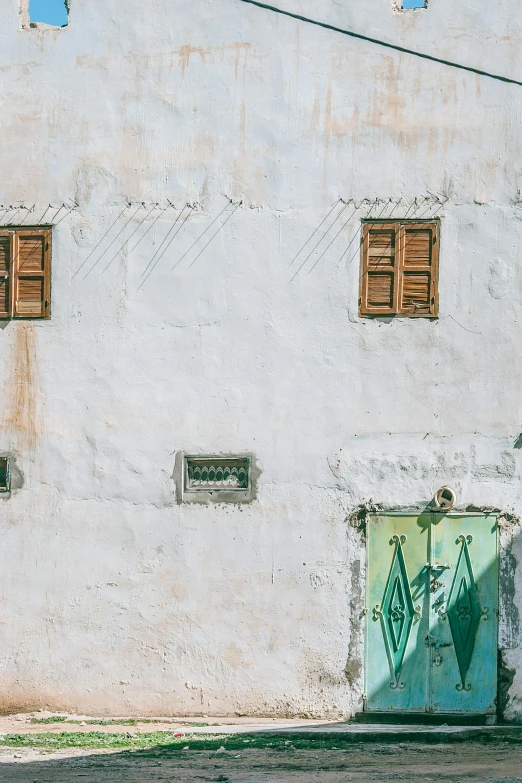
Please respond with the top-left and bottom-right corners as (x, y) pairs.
(447, 535), (484, 691)
(377, 535), (415, 688)
(388, 576), (407, 652)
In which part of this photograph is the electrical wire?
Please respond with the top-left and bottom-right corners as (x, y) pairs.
(238, 0), (522, 87)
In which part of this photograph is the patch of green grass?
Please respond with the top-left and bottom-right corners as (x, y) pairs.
(1, 732), (261, 752)
(30, 717), (210, 728)
(72, 719), (138, 726)
(3, 732), (514, 754)
(0, 732), (183, 751)
(0, 732), (364, 753)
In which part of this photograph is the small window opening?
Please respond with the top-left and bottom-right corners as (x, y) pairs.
(0, 227), (52, 319)
(402, 0), (425, 8)
(28, 0), (68, 27)
(178, 454), (257, 504)
(359, 220), (439, 318)
(0, 458), (11, 493)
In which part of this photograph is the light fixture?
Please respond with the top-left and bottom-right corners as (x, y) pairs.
(434, 486), (456, 511)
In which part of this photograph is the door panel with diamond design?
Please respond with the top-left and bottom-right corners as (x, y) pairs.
(365, 514), (498, 715)
(365, 515), (429, 712)
(429, 515), (498, 714)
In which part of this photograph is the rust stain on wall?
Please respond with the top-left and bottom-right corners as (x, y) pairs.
(178, 45), (207, 77)
(311, 78), (321, 133)
(175, 43), (253, 80)
(76, 43), (256, 81)
(4, 325), (39, 452)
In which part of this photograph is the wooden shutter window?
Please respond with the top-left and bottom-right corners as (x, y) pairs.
(359, 222), (399, 316)
(399, 223), (438, 316)
(0, 232), (13, 319)
(12, 229), (51, 319)
(360, 220), (439, 318)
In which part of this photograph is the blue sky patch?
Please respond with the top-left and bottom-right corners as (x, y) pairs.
(29, 0), (68, 26)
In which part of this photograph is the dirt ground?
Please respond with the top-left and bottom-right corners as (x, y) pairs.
(0, 741), (520, 782)
(0, 713), (323, 734)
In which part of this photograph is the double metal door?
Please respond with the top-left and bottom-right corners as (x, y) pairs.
(365, 514), (498, 715)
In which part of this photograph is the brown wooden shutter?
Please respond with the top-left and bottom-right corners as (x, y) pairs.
(13, 229), (51, 319)
(0, 231), (13, 318)
(359, 222), (399, 316)
(398, 222), (438, 317)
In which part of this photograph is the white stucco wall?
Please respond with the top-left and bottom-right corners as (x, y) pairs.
(0, 0), (521, 717)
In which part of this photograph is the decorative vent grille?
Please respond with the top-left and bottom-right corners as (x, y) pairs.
(184, 456), (250, 492)
(0, 458), (10, 492)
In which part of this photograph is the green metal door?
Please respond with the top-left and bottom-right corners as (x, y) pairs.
(365, 513), (498, 715)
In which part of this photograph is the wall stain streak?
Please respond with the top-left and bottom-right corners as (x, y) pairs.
(175, 43), (253, 80)
(4, 325), (39, 453)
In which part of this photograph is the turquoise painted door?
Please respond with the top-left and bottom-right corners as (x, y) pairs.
(365, 513), (498, 715)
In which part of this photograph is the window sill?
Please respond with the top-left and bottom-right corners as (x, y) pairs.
(359, 312), (439, 320)
(21, 22), (68, 30)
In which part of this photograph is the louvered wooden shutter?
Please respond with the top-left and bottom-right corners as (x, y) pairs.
(398, 222), (438, 316)
(13, 229), (51, 318)
(0, 231), (13, 318)
(359, 222), (399, 315)
(360, 220), (439, 318)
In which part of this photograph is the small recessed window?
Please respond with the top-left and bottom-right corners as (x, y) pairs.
(28, 0), (68, 27)
(0, 458), (11, 493)
(178, 454), (256, 504)
(186, 456), (250, 492)
(402, 0), (425, 7)
(359, 220), (439, 318)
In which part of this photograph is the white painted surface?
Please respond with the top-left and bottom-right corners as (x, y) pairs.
(0, 0), (520, 717)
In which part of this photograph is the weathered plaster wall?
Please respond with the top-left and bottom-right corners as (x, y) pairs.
(0, 0), (520, 717)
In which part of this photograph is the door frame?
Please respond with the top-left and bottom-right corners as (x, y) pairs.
(363, 511), (499, 717)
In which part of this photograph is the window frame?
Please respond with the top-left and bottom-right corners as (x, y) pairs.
(359, 219), (439, 319)
(175, 453), (258, 505)
(20, 0), (69, 29)
(0, 226), (52, 320)
(401, 0), (426, 9)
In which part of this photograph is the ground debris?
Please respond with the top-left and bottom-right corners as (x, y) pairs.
(0, 739), (520, 781)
